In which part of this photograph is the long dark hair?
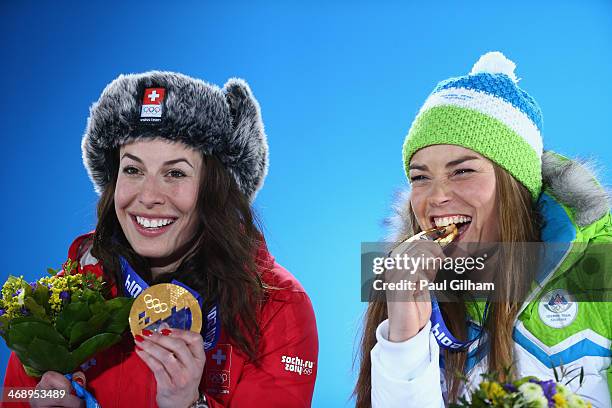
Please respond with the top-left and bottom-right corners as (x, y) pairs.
(354, 163), (541, 406)
(91, 148), (266, 362)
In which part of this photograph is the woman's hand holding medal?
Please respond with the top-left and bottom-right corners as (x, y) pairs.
(385, 228), (451, 343)
(129, 283), (208, 407)
(134, 326), (206, 408)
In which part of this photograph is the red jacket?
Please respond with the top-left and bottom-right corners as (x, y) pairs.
(2, 233), (318, 407)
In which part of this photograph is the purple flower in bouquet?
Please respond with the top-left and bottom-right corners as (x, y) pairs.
(503, 383), (517, 393)
(451, 373), (592, 408)
(538, 380), (556, 407)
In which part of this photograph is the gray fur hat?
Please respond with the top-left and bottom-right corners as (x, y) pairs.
(81, 71), (268, 201)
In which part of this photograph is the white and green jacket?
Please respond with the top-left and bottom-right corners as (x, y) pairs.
(371, 152), (612, 407)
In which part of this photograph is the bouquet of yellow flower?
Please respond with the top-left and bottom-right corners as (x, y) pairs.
(0, 259), (133, 377)
(451, 367), (591, 408)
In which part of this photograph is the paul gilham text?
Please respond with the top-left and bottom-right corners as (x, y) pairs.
(373, 279), (495, 292)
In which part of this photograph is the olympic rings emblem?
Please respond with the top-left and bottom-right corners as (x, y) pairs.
(143, 106), (161, 113)
(143, 294), (168, 313)
(208, 372), (228, 384)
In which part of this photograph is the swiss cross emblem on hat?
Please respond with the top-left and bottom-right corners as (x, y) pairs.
(140, 87), (166, 123)
(143, 88), (165, 105)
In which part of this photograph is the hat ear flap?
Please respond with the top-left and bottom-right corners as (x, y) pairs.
(224, 78), (261, 134)
(222, 78), (269, 200)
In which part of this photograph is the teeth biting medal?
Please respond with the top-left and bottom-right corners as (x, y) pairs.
(406, 224), (459, 247)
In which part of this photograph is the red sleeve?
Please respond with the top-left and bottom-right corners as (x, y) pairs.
(207, 289), (318, 407)
(1, 352), (39, 407)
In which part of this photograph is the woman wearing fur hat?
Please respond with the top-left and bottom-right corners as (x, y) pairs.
(3, 72), (318, 407)
(355, 52), (612, 407)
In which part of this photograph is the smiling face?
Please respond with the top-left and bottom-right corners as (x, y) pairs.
(408, 144), (499, 243)
(114, 139), (203, 273)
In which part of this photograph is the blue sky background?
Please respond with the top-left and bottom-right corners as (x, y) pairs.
(1, 1), (611, 406)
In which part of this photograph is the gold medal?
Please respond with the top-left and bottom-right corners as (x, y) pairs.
(129, 283), (202, 336)
(406, 224), (459, 247)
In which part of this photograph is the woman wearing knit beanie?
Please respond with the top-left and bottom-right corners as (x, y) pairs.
(355, 52), (612, 407)
(2, 72), (318, 407)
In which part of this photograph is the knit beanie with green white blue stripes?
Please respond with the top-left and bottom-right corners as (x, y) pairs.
(403, 51), (544, 199)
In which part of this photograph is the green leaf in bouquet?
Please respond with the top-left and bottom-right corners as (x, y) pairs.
(513, 376), (538, 387)
(103, 297), (134, 334)
(88, 301), (107, 317)
(23, 297), (49, 322)
(6, 333), (29, 354)
(23, 282), (34, 297)
(55, 302), (91, 339)
(5, 319), (73, 375)
(23, 337), (74, 374)
(68, 309), (111, 347)
(23, 365), (44, 378)
(0, 314), (9, 329)
(71, 332), (121, 368)
(68, 322), (95, 348)
(106, 297), (133, 311)
(8, 319), (68, 349)
(79, 288), (105, 305)
(31, 284), (51, 314)
(6, 316), (49, 325)
(89, 310), (111, 330)
(81, 272), (105, 294)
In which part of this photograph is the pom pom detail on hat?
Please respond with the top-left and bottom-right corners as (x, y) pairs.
(470, 51), (519, 83)
(402, 51), (544, 199)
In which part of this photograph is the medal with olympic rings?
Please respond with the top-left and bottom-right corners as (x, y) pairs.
(129, 283), (202, 336)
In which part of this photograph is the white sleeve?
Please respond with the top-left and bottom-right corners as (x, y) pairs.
(371, 319), (444, 408)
